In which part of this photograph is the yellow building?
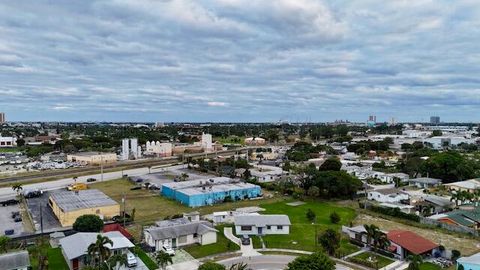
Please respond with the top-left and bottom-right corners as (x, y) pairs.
(48, 189), (120, 227)
(67, 152), (117, 165)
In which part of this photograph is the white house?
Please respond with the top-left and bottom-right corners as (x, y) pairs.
(368, 188), (410, 203)
(213, 211), (230, 224)
(408, 177), (441, 189)
(379, 173), (410, 184)
(144, 215), (217, 250)
(234, 214), (291, 236)
(0, 136), (16, 148)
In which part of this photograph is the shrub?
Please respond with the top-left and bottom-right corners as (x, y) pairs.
(330, 212), (341, 224)
(73, 215), (104, 232)
(306, 209), (316, 223)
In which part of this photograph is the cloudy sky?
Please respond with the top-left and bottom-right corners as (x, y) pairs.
(1, 0), (480, 122)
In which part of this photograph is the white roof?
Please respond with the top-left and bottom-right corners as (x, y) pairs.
(445, 179), (480, 190)
(214, 211), (229, 216)
(457, 252), (480, 265)
(234, 214), (291, 227)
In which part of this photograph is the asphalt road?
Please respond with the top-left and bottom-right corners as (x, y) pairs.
(219, 255), (352, 270)
(0, 164), (186, 201)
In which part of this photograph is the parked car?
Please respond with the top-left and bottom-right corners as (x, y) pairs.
(86, 178), (97, 182)
(241, 235), (250, 245)
(11, 211), (20, 218)
(4, 229), (14, 235)
(14, 216), (22, 222)
(1, 199), (19, 206)
(67, 183), (88, 191)
(23, 189), (43, 198)
(127, 252), (137, 267)
(162, 244), (175, 256)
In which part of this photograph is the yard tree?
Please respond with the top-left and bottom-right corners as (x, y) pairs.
(107, 253), (128, 270)
(422, 151), (477, 183)
(407, 255), (423, 270)
(0, 235), (10, 253)
(364, 225), (389, 253)
(318, 157), (342, 171)
(286, 251), (335, 270)
(318, 229), (340, 256)
(228, 263), (251, 270)
(87, 235), (113, 268)
(307, 186), (320, 197)
(451, 250), (461, 261)
(329, 212), (341, 224)
(306, 209), (316, 223)
(155, 251), (173, 270)
(198, 261), (226, 270)
(73, 214), (104, 232)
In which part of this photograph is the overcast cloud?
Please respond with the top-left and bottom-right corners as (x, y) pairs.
(1, 0), (479, 122)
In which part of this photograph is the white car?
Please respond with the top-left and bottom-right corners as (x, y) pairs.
(162, 244), (175, 256)
(127, 252), (137, 267)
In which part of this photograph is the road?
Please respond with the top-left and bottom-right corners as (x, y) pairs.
(0, 163), (185, 200)
(218, 255), (352, 270)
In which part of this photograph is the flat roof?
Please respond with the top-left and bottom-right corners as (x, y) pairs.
(0, 251), (30, 270)
(69, 152), (116, 157)
(50, 189), (119, 212)
(162, 177), (260, 196)
(179, 182), (259, 196)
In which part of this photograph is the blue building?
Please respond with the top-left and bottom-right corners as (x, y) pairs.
(161, 177), (262, 207)
(457, 252), (480, 270)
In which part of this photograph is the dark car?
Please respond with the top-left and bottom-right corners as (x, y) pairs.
(86, 178), (97, 182)
(241, 235), (250, 245)
(11, 211), (20, 218)
(14, 216), (22, 222)
(24, 190), (43, 198)
(1, 199), (19, 207)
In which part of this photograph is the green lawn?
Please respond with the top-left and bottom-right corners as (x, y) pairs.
(337, 238), (361, 257)
(184, 225), (240, 258)
(47, 248), (70, 270)
(419, 262), (442, 270)
(350, 252), (394, 269)
(136, 248), (158, 270)
(260, 200), (357, 251)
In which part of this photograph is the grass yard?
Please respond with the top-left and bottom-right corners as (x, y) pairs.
(136, 248), (158, 270)
(350, 251), (394, 269)
(419, 262), (442, 270)
(259, 200), (356, 251)
(90, 179), (286, 227)
(183, 225), (240, 258)
(47, 248), (70, 270)
(337, 238), (361, 257)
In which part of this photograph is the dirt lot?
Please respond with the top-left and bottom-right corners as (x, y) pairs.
(354, 213), (480, 256)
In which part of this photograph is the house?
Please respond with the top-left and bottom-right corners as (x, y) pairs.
(244, 137), (266, 146)
(409, 177), (441, 189)
(431, 207), (480, 229)
(445, 179), (480, 193)
(457, 252), (480, 270)
(411, 194), (453, 214)
(379, 203), (415, 214)
(49, 189), (120, 227)
(0, 251), (30, 270)
(387, 230), (439, 259)
(59, 231), (134, 270)
(213, 211), (230, 224)
(367, 188), (410, 203)
(0, 136), (17, 148)
(234, 214), (291, 236)
(379, 173), (410, 184)
(144, 213), (217, 250)
(341, 225), (369, 246)
(250, 165), (284, 183)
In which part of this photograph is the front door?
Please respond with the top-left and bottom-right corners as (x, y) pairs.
(258, 227), (263, 235)
(172, 238), (177, 248)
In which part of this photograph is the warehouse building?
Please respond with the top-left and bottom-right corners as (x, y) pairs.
(161, 177), (262, 207)
(66, 152), (117, 165)
(49, 189), (120, 227)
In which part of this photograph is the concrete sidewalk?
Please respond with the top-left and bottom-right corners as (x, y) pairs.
(223, 227), (261, 257)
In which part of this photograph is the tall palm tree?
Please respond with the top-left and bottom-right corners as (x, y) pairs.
(407, 254), (423, 270)
(364, 224), (389, 252)
(155, 251), (173, 270)
(87, 235), (113, 268)
(229, 262), (252, 270)
(11, 183), (23, 197)
(107, 253), (128, 270)
(450, 192), (464, 207)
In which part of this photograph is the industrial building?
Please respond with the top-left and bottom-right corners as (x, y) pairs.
(161, 177), (262, 207)
(201, 133), (213, 152)
(121, 138), (142, 160)
(145, 141), (173, 157)
(48, 189), (120, 227)
(0, 136), (16, 148)
(66, 152), (117, 165)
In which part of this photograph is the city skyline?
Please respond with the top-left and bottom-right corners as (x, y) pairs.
(1, 1), (480, 122)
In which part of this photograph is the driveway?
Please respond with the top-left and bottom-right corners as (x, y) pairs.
(25, 191), (62, 232)
(223, 227), (261, 257)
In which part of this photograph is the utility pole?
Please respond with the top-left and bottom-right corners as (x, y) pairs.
(40, 204), (44, 234)
(122, 194), (126, 227)
(100, 155), (104, 181)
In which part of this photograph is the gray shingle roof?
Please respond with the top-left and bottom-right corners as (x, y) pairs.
(146, 219), (217, 241)
(234, 214), (291, 227)
(50, 189), (118, 212)
(0, 251), (30, 270)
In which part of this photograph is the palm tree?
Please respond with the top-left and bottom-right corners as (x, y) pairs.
(107, 253), (128, 270)
(180, 173), (189, 181)
(450, 192), (464, 207)
(11, 183), (23, 197)
(407, 254), (423, 270)
(87, 235), (113, 268)
(73, 176), (78, 184)
(155, 251), (173, 270)
(229, 262), (251, 270)
(364, 224), (389, 253)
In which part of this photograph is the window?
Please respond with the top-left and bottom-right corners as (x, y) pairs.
(267, 226), (271, 230)
(193, 233), (198, 238)
(178, 236), (187, 244)
(277, 225), (283, 230)
(241, 226), (252, 231)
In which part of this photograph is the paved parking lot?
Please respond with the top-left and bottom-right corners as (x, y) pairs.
(26, 191), (62, 232)
(118, 255), (149, 270)
(0, 199), (25, 236)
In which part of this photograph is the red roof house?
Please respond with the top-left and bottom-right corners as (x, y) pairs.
(387, 230), (438, 259)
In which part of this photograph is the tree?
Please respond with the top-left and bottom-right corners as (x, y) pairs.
(155, 251), (173, 270)
(198, 261), (226, 270)
(318, 229), (340, 256)
(319, 158), (342, 171)
(107, 253), (128, 270)
(306, 209), (316, 223)
(0, 235), (10, 253)
(16, 138), (25, 147)
(286, 251), (335, 270)
(87, 235), (113, 268)
(180, 173), (189, 181)
(11, 183), (23, 197)
(364, 224), (389, 253)
(432, 130), (442, 137)
(307, 186), (320, 197)
(73, 215), (104, 232)
(329, 212), (341, 224)
(422, 152), (477, 183)
(228, 262), (251, 270)
(451, 250), (461, 261)
(407, 255), (423, 270)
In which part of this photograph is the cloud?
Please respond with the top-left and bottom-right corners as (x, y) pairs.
(0, 0), (479, 122)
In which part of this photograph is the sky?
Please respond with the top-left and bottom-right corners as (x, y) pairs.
(1, 0), (480, 123)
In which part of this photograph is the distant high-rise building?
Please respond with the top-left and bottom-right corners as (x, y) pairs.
(430, 116), (440, 125)
(0, 112), (5, 124)
(121, 138), (142, 160)
(368, 115), (377, 122)
(201, 133), (213, 152)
